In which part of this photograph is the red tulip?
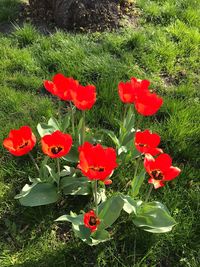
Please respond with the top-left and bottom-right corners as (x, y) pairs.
(44, 73), (78, 101)
(77, 142), (117, 181)
(70, 84), (96, 110)
(118, 77), (150, 104)
(41, 130), (72, 158)
(144, 153), (181, 189)
(3, 126), (36, 156)
(134, 91), (163, 116)
(134, 130), (163, 156)
(84, 210), (100, 232)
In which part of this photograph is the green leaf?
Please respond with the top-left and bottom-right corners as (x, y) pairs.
(39, 157), (50, 181)
(99, 129), (120, 147)
(131, 169), (146, 197)
(77, 117), (84, 145)
(62, 114), (71, 132)
(98, 195), (124, 229)
(62, 146), (79, 163)
(91, 229), (110, 244)
(60, 176), (91, 195)
(123, 106), (135, 132)
(37, 123), (55, 137)
(45, 165), (60, 185)
(48, 117), (60, 130)
(133, 201), (177, 233)
(55, 213), (83, 225)
(16, 183), (59, 207)
(120, 195), (142, 214)
(60, 166), (75, 177)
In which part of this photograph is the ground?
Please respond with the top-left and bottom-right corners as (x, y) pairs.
(0, 0), (200, 266)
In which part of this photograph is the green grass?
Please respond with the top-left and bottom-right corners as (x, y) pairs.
(0, 0), (200, 266)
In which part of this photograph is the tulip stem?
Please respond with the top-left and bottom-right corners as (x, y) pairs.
(28, 153), (40, 173)
(145, 184), (153, 203)
(136, 114), (143, 131)
(58, 101), (62, 122)
(81, 110), (86, 145)
(70, 102), (75, 136)
(57, 158), (61, 188)
(94, 180), (98, 215)
(123, 104), (128, 123)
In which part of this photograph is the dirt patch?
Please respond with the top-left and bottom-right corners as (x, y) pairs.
(25, 0), (139, 32)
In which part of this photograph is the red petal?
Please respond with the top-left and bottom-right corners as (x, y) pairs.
(164, 166), (181, 181)
(154, 153), (172, 172)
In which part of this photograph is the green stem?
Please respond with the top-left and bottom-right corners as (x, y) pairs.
(58, 101), (62, 122)
(94, 180), (98, 215)
(123, 104), (128, 123)
(70, 102), (75, 136)
(57, 158), (60, 188)
(145, 184), (154, 203)
(136, 114), (143, 131)
(28, 153), (40, 173)
(81, 110), (86, 145)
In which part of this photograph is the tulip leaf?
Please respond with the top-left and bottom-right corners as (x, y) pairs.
(37, 123), (55, 137)
(132, 201), (177, 233)
(61, 114), (71, 132)
(99, 129), (120, 147)
(120, 195), (143, 214)
(91, 229), (110, 245)
(98, 195), (124, 229)
(62, 145), (79, 163)
(60, 166), (76, 177)
(131, 169), (146, 197)
(48, 117), (60, 130)
(16, 182), (59, 207)
(45, 165), (60, 185)
(55, 213), (83, 225)
(60, 176), (91, 195)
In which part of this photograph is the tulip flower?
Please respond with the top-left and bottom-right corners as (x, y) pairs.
(77, 142), (117, 181)
(134, 91), (163, 116)
(44, 73), (78, 101)
(41, 130), (72, 158)
(118, 77), (150, 104)
(144, 153), (181, 189)
(134, 129), (163, 156)
(3, 126), (36, 156)
(71, 84), (96, 110)
(84, 210), (100, 232)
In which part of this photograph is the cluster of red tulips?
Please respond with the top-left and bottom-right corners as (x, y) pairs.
(3, 73), (181, 235)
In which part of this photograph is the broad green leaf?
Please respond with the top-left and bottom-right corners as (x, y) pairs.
(15, 181), (38, 199)
(120, 195), (142, 214)
(55, 213), (83, 225)
(39, 157), (50, 181)
(17, 183), (59, 207)
(37, 123), (55, 137)
(121, 129), (135, 146)
(131, 169), (146, 197)
(60, 166), (76, 177)
(99, 129), (120, 147)
(61, 114), (71, 132)
(98, 195), (124, 229)
(91, 229), (110, 244)
(60, 176), (91, 195)
(123, 106), (135, 132)
(48, 117), (60, 130)
(73, 224), (91, 243)
(62, 146), (79, 163)
(45, 165), (60, 185)
(133, 201), (177, 233)
(77, 117), (84, 145)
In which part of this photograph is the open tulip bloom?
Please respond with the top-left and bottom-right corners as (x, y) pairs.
(3, 73), (181, 245)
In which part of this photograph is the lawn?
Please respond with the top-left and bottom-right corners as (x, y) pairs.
(0, 0), (200, 266)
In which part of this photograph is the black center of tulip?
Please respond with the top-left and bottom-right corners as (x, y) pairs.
(51, 146), (63, 154)
(19, 141), (28, 149)
(90, 166), (105, 172)
(89, 216), (97, 226)
(151, 170), (164, 180)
